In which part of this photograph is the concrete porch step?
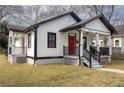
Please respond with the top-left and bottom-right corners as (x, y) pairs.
(83, 57), (102, 68)
(92, 64), (103, 68)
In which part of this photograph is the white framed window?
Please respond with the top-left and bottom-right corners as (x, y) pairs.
(115, 40), (119, 47)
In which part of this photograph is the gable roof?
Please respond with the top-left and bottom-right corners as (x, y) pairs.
(114, 24), (124, 35)
(8, 11), (117, 35)
(60, 14), (117, 35)
(25, 11), (82, 32)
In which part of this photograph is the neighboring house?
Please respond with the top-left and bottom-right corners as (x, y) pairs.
(112, 24), (124, 54)
(7, 11), (117, 68)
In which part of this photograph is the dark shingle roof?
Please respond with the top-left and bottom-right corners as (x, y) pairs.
(114, 24), (124, 35)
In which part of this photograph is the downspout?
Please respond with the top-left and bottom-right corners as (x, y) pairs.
(33, 27), (37, 66)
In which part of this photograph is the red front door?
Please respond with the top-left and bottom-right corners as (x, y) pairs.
(69, 35), (76, 55)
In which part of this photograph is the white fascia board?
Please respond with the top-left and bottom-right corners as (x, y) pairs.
(81, 28), (110, 35)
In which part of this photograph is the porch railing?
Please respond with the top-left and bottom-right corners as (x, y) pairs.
(83, 48), (92, 68)
(89, 46), (100, 62)
(63, 46), (79, 56)
(90, 46), (109, 56)
(63, 46), (100, 68)
(13, 47), (27, 55)
(100, 47), (109, 55)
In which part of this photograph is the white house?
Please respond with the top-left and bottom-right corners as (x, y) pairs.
(7, 11), (117, 68)
(111, 24), (124, 54)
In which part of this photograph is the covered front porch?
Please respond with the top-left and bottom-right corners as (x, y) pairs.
(60, 15), (116, 68)
(62, 30), (111, 66)
(8, 31), (27, 64)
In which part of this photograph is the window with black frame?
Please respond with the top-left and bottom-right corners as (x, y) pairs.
(28, 33), (31, 48)
(48, 32), (56, 48)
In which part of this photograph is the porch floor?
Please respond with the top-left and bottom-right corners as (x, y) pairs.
(13, 54), (26, 57)
(100, 55), (111, 57)
(64, 55), (110, 58)
(64, 55), (78, 59)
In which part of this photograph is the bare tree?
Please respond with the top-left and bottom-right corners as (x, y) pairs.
(0, 6), (24, 21)
(0, 5), (121, 27)
(93, 5), (116, 22)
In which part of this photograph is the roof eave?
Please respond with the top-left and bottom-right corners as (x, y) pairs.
(8, 29), (26, 33)
(99, 14), (117, 35)
(60, 25), (82, 32)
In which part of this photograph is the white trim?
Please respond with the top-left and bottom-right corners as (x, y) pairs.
(81, 28), (110, 35)
(96, 33), (100, 51)
(113, 37), (122, 47)
(80, 31), (83, 57)
(108, 35), (112, 56)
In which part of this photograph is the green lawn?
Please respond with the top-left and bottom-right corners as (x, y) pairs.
(1, 54), (124, 87)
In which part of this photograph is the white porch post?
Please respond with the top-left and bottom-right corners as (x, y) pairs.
(96, 33), (100, 52)
(80, 31), (83, 57)
(8, 37), (10, 55)
(108, 35), (112, 62)
(78, 29), (83, 65)
(12, 37), (15, 55)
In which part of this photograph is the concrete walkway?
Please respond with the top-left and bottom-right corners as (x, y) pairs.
(97, 68), (124, 75)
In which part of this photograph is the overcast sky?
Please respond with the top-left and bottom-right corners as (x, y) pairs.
(5, 5), (124, 26)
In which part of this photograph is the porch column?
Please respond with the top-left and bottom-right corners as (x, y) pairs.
(96, 33), (100, 52)
(78, 29), (83, 65)
(80, 31), (83, 57)
(22, 37), (25, 55)
(108, 35), (112, 62)
(12, 37), (15, 55)
(8, 37), (11, 55)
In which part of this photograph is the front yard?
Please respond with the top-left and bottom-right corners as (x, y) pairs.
(1, 54), (124, 87)
(103, 59), (124, 70)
